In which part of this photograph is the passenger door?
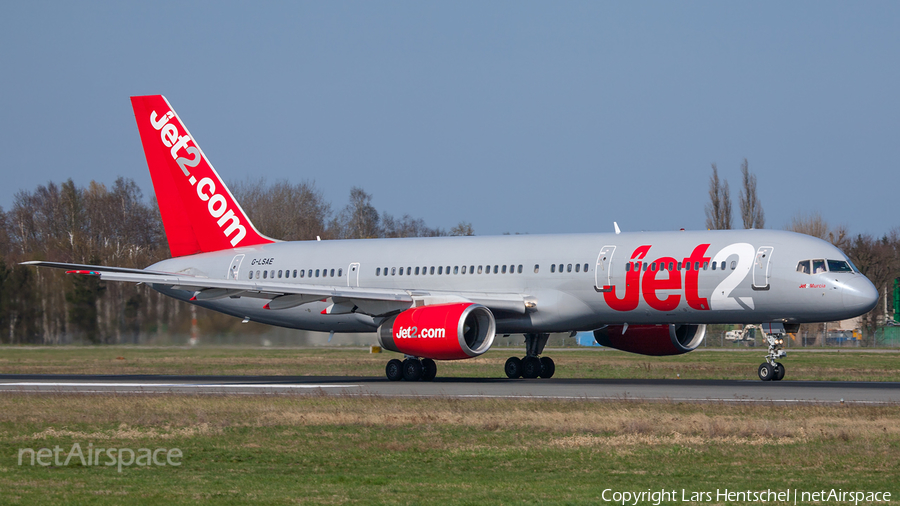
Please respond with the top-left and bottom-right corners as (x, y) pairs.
(752, 247), (774, 290)
(594, 245), (616, 292)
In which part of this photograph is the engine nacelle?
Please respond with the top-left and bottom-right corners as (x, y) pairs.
(593, 324), (706, 356)
(377, 303), (496, 360)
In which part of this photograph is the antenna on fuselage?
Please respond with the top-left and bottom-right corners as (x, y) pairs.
(614, 222), (621, 235)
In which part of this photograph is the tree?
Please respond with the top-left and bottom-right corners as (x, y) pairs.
(738, 159), (764, 229)
(333, 187), (381, 239)
(705, 163), (732, 230)
(846, 230), (900, 343)
(229, 178), (331, 241)
(450, 221), (475, 236)
(785, 211), (849, 249)
(65, 256), (106, 343)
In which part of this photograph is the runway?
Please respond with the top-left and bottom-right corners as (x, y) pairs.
(1, 375), (899, 404)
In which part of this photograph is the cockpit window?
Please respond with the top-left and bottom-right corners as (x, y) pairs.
(796, 260), (810, 274)
(812, 259), (826, 273)
(827, 259), (853, 272)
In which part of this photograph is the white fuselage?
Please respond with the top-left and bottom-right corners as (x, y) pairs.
(149, 229), (877, 334)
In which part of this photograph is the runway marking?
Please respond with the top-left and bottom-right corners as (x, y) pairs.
(0, 382), (359, 389)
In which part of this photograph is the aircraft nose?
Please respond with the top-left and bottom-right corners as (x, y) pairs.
(842, 276), (878, 314)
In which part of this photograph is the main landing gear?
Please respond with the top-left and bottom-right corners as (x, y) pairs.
(758, 332), (787, 381)
(385, 357), (437, 382)
(505, 333), (555, 379)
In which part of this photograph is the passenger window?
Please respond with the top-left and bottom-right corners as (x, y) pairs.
(711, 262), (716, 271)
(694, 262), (700, 271)
(438, 266), (443, 275)
(315, 269), (320, 277)
(730, 261), (736, 270)
(293, 270), (298, 278)
(551, 264), (556, 273)
(454, 266), (459, 274)
(407, 267), (411, 275)
(263, 271), (268, 279)
(575, 263), (581, 273)
(376, 268), (381, 276)
(271, 270), (275, 279)
(470, 265), (474, 274)
(257, 270), (261, 279)
(684, 262), (691, 271)
(534, 264), (540, 273)
(491, 265), (497, 274)
(720, 262), (726, 271)
(430, 266), (435, 275)
(567, 264), (572, 273)
(461, 266), (466, 274)
(584, 263), (588, 272)
(399, 267), (404, 276)
(669, 262), (674, 271)
(331, 269), (335, 277)
(308, 270), (313, 278)
(278, 270), (282, 278)
(300, 270), (305, 278)
(812, 259), (826, 274)
(249, 271), (254, 280)
(625, 263), (631, 272)
(676, 262), (681, 271)
(446, 266), (450, 274)
(502, 265), (507, 274)
(477, 265), (483, 274)
(339, 269), (343, 277)
(827, 260), (853, 272)
(413, 267), (418, 275)
(659, 263), (665, 271)
(391, 267), (396, 276)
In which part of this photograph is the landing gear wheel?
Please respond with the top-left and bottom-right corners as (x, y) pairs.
(403, 358), (423, 381)
(504, 357), (522, 379)
(421, 358), (437, 381)
(539, 357), (555, 379)
(758, 362), (774, 381)
(522, 356), (542, 379)
(773, 363), (785, 381)
(385, 359), (403, 381)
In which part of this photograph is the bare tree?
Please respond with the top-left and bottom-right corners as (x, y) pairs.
(784, 211), (849, 249)
(450, 221), (475, 236)
(230, 178), (331, 241)
(738, 159), (765, 229)
(705, 163), (732, 230)
(846, 231), (900, 342)
(333, 187), (381, 239)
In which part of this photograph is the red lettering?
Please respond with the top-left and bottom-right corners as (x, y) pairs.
(603, 245), (651, 311)
(683, 244), (710, 310)
(642, 257), (681, 311)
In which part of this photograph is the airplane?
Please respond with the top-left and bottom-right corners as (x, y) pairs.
(24, 95), (879, 382)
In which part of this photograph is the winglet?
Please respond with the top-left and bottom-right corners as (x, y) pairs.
(130, 95), (275, 257)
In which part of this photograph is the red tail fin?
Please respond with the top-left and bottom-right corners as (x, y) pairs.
(131, 95), (274, 257)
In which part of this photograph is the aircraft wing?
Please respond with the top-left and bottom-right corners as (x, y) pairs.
(21, 261), (531, 315)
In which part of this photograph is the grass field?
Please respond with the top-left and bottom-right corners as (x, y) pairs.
(1, 346), (898, 504)
(1, 346), (899, 382)
(1, 395), (898, 505)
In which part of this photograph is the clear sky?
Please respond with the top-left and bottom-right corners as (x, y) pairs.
(1, 1), (897, 237)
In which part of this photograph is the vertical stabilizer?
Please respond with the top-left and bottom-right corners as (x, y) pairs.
(131, 95), (274, 257)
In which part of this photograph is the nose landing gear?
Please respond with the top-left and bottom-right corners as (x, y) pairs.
(758, 333), (787, 381)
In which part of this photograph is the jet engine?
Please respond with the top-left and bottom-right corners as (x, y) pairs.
(377, 303), (496, 360)
(593, 324), (706, 356)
